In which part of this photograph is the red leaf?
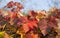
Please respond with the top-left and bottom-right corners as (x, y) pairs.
(23, 24), (30, 33)
(29, 10), (37, 17)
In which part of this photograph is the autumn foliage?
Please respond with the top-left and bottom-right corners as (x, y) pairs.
(0, 1), (59, 38)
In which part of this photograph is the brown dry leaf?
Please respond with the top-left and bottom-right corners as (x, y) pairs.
(38, 18), (48, 36)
